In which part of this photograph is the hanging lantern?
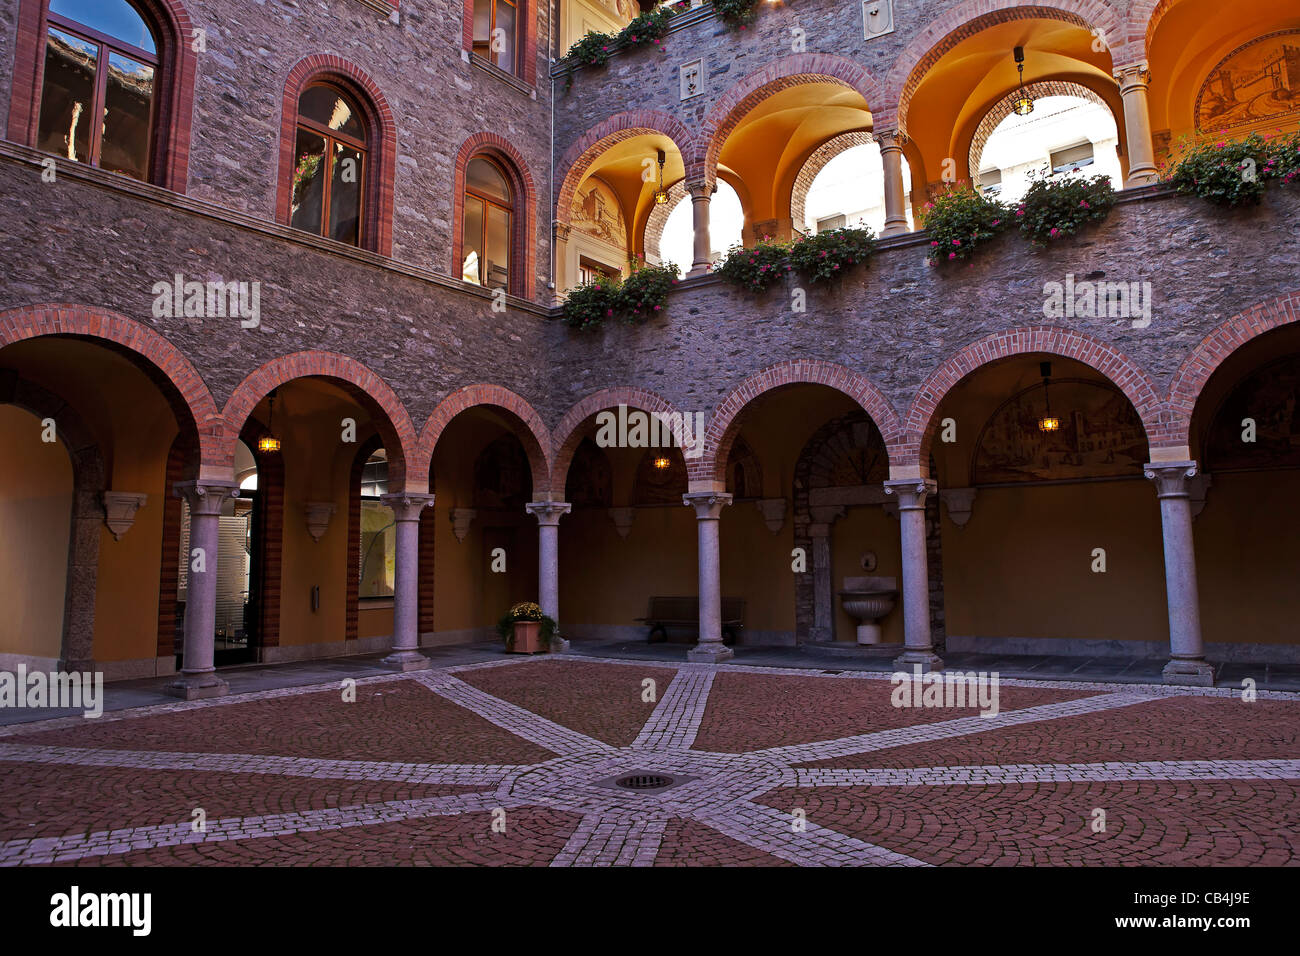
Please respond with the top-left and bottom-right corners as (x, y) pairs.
(653, 455), (671, 470)
(1013, 47), (1034, 116)
(1037, 361), (1060, 432)
(258, 391), (283, 453)
(652, 149), (670, 206)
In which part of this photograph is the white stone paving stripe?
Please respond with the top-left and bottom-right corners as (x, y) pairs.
(694, 801), (930, 867)
(749, 692), (1151, 765)
(0, 742), (520, 787)
(413, 673), (612, 757)
(549, 813), (667, 867)
(632, 667), (715, 751)
(791, 759), (1300, 788)
(0, 791), (529, 866)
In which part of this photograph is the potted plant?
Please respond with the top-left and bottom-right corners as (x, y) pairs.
(497, 602), (557, 654)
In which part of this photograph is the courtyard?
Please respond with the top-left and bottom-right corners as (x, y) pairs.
(1, 653), (1296, 867)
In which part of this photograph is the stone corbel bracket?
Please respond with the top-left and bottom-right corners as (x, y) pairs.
(304, 502), (336, 542)
(940, 487), (977, 527)
(755, 498), (787, 534)
(450, 508), (477, 543)
(102, 491), (147, 540)
(608, 507), (634, 539)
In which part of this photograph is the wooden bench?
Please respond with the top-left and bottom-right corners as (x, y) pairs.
(637, 596), (745, 646)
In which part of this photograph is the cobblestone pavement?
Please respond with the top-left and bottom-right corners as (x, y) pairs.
(0, 657), (1296, 866)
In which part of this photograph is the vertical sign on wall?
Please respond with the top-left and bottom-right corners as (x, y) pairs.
(681, 59), (704, 101)
(863, 0), (895, 40)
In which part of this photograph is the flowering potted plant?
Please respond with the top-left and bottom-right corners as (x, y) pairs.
(497, 602), (557, 654)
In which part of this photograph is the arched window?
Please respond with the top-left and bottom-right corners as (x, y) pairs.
(289, 83), (368, 247)
(472, 0), (518, 76)
(35, 0), (159, 181)
(462, 156), (514, 290)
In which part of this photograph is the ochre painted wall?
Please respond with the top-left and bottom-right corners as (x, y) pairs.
(0, 405), (72, 659)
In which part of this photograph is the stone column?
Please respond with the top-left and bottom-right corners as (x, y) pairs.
(167, 479), (239, 699)
(1145, 462), (1213, 686)
(877, 130), (909, 238)
(809, 505), (845, 643)
(1114, 63), (1159, 187)
(380, 492), (436, 671)
(883, 479), (943, 672)
(526, 501), (572, 652)
(683, 491), (733, 662)
(687, 180), (715, 277)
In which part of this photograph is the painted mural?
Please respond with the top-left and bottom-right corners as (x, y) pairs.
(572, 177), (627, 249)
(1196, 31), (1300, 132)
(1206, 354), (1300, 471)
(971, 380), (1147, 484)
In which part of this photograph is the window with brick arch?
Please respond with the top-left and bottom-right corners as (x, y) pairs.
(473, 0), (519, 75)
(462, 156), (514, 291)
(289, 83), (369, 247)
(35, 0), (159, 181)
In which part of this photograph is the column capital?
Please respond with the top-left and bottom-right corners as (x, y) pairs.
(883, 478), (936, 510)
(526, 501), (572, 526)
(685, 179), (716, 200)
(173, 479), (239, 516)
(1113, 61), (1151, 90)
(553, 220), (571, 242)
(1144, 460), (1197, 498)
(380, 492), (435, 521)
(683, 491), (732, 519)
(872, 128), (907, 151)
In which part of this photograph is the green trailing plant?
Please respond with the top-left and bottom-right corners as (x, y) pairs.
(713, 0), (761, 31)
(561, 276), (620, 330)
(562, 262), (678, 330)
(922, 184), (1010, 265)
(787, 225), (876, 283)
(1162, 132), (1297, 206)
(621, 5), (675, 52)
(714, 237), (792, 293)
(1015, 173), (1116, 244)
(616, 261), (678, 322)
(564, 30), (616, 70)
(497, 601), (558, 650)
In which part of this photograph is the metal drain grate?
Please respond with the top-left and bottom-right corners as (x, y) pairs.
(614, 773), (675, 791)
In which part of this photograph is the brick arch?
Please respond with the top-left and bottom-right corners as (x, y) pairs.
(699, 55), (884, 180)
(551, 387), (683, 494)
(0, 303), (221, 468)
(789, 131), (876, 233)
(1167, 291), (1300, 445)
(966, 80), (1114, 182)
(1124, 0), (1179, 65)
(902, 327), (1164, 471)
(0, 371), (105, 669)
(701, 361), (905, 485)
(416, 385), (552, 497)
(221, 352), (419, 490)
(883, 0), (1127, 136)
(8, 0), (198, 191)
(555, 110), (696, 231)
(452, 133), (539, 300)
(276, 54), (397, 256)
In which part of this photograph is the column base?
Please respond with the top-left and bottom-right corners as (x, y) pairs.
(162, 672), (229, 700)
(1162, 658), (1215, 686)
(687, 642), (734, 663)
(382, 650), (432, 672)
(549, 637), (571, 654)
(892, 649), (944, 673)
(881, 222), (909, 238)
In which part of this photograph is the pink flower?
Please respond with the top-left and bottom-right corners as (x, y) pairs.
(931, 240), (939, 246)
(948, 252), (956, 260)
(1080, 200), (1090, 208)
(992, 219), (1001, 226)
(952, 239), (961, 246)
(1050, 227), (1059, 237)
(1016, 208), (1025, 216)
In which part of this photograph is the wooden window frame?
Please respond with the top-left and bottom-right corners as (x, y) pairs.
(291, 82), (370, 248)
(463, 155), (515, 290)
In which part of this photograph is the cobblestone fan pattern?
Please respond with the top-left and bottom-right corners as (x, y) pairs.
(0, 658), (1295, 866)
